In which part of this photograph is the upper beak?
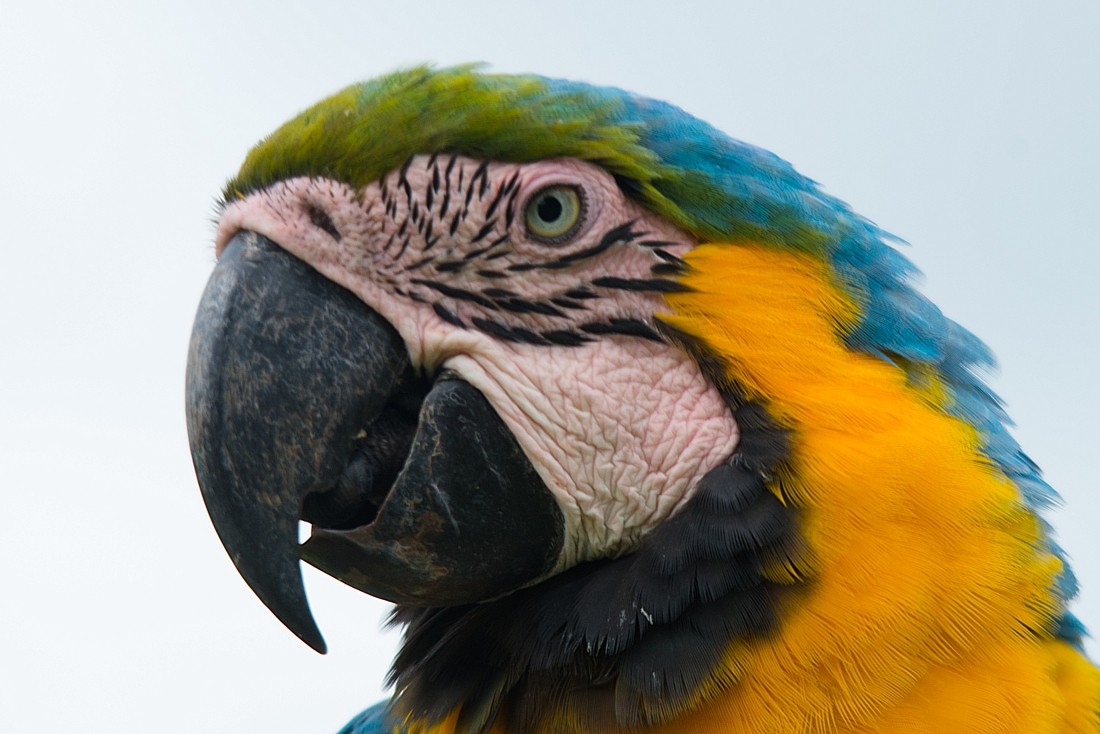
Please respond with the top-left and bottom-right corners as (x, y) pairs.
(186, 232), (564, 652)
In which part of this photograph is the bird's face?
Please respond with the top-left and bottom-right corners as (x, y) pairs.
(192, 154), (737, 650)
(187, 69), (1090, 734)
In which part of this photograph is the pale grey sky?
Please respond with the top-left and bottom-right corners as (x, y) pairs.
(1, 2), (1097, 732)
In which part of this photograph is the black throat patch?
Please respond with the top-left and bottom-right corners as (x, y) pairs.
(385, 332), (802, 734)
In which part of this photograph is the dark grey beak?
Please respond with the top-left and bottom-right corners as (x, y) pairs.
(186, 232), (563, 652)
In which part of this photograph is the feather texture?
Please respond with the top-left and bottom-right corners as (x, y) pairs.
(659, 243), (1099, 732)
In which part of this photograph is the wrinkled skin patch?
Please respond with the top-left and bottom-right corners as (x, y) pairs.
(216, 155), (738, 567)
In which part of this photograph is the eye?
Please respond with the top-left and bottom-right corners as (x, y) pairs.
(524, 185), (585, 243)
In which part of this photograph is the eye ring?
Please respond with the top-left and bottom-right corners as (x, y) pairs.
(523, 185), (587, 244)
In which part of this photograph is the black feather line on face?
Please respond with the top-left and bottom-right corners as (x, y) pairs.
(502, 224), (641, 274)
(433, 260), (465, 274)
(580, 318), (663, 342)
(590, 276), (692, 293)
(385, 338), (802, 733)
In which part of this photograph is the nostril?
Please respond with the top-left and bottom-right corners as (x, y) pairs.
(307, 204), (342, 241)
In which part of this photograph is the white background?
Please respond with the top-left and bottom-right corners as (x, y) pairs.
(1, 2), (1097, 732)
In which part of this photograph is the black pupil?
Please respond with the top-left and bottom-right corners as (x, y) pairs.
(536, 193), (563, 223)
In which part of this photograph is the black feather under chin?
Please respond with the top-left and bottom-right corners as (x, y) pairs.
(386, 398), (799, 734)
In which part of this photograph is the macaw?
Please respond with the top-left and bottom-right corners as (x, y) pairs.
(185, 66), (1100, 733)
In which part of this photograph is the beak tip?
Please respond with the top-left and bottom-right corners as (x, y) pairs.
(236, 549), (329, 655)
(246, 570), (328, 654)
(297, 625), (328, 655)
(279, 576), (327, 654)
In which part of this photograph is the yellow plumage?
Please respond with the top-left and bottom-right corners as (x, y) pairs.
(653, 242), (1100, 733)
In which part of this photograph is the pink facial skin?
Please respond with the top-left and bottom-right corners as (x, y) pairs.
(216, 156), (739, 570)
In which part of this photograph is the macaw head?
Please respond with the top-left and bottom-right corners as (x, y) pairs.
(187, 66), (1079, 732)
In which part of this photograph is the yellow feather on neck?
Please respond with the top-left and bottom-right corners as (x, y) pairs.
(651, 242), (1098, 733)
